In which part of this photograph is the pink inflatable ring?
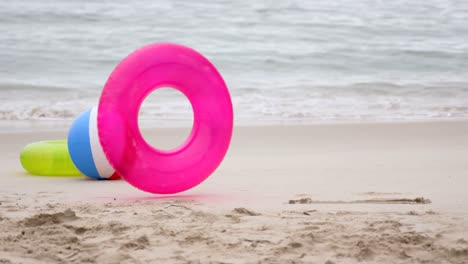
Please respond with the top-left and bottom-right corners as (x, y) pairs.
(97, 43), (233, 194)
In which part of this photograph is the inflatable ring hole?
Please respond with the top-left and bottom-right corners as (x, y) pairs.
(138, 87), (194, 151)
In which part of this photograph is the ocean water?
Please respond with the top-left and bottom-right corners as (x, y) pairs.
(1, 0), (468, 126)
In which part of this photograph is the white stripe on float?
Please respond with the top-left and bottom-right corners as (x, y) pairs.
(89, 106), (115, 178)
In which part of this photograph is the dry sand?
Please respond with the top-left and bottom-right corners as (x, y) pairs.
(0, 121), (468, 263)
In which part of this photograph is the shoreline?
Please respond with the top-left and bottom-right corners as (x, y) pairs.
(1, 117), (468, 133)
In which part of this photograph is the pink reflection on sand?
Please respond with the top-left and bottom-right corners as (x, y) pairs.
(110, 192), (234, 205)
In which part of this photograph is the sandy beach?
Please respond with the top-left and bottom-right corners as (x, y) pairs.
(0, 120), (467, 263)
(1, 0), (468, 263)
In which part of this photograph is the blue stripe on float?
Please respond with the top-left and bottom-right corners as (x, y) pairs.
(67, 109), (101, 179)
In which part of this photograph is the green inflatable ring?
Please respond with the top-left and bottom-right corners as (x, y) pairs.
(20, 140), (82, 176)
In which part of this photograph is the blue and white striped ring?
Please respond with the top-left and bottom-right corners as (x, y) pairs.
(67, 107), (119, 180)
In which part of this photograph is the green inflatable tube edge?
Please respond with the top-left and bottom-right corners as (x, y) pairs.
(20, 140), (82, 177)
